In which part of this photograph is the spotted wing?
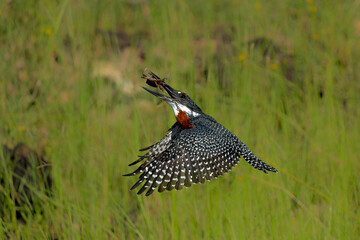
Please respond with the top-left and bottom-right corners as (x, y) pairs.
(169, 124), (240, 187)
(124, 122), (240, 196)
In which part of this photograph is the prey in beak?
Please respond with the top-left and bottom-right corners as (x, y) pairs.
(142, 71), (203, 129)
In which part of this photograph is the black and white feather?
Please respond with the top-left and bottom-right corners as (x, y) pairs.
(124, 114), (277, 196)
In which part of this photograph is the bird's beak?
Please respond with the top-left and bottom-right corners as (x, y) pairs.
(143, 84), (180, 103)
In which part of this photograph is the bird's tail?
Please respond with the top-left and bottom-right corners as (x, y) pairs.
(237, 141), (278, 174)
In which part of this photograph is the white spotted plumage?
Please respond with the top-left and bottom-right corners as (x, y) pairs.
(125, 113), (277, 196)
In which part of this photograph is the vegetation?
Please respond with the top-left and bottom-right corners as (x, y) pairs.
(0, 0), (359, 239)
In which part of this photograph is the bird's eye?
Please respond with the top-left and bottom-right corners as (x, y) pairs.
(180, 93), (186, 99)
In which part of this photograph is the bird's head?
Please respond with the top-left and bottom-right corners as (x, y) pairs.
(143, 84), (203, 129)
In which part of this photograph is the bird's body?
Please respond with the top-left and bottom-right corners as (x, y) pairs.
(124, 72), (277, 196)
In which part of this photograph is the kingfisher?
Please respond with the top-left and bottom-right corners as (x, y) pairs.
(124, 72), (277, 196)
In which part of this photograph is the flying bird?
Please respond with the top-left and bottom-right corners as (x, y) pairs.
(124, 72), (277, 196)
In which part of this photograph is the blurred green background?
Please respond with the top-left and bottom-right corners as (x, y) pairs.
(0, 0), (359, 239)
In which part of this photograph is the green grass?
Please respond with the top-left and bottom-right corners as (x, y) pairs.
(0, 0), (359, 239)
